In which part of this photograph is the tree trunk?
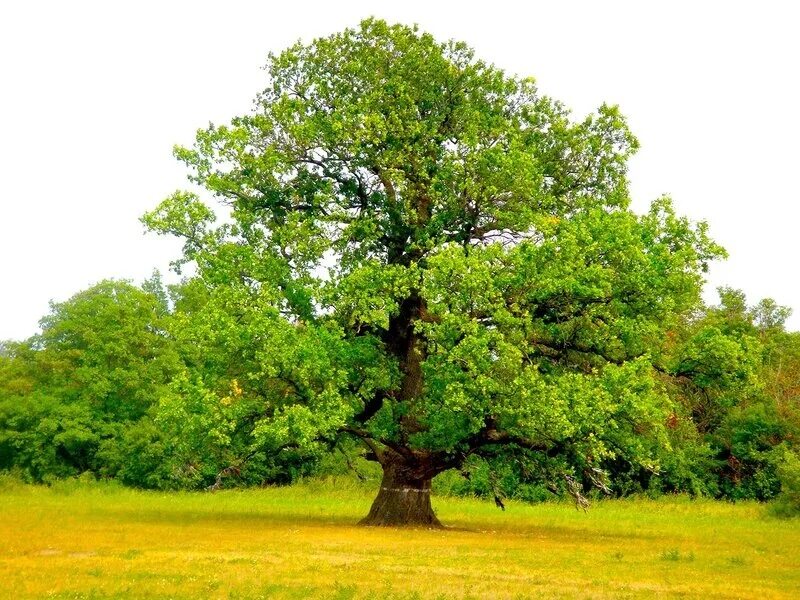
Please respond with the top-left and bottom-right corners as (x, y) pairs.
(360, 460), (441, 527)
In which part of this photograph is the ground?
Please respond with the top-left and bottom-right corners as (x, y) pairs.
(0, 477), (798, 599)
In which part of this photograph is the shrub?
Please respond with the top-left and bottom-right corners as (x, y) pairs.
(770, 448), (800, 518)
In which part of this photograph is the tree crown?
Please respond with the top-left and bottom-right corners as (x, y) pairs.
(143, 20), (724, 498)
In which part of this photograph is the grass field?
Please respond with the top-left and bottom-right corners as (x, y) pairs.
(0, 477), (798, 599)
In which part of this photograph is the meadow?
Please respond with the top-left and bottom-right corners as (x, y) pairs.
(1, 477), (798, 599)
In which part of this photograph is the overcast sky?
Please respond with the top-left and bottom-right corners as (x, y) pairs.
(1, 0), (798, 340)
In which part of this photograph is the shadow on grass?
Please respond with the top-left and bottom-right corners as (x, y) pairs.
(96, 505), (659, 544)
(105, 507), (364, 528)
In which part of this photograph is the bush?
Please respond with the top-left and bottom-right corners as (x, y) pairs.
(770, 448), (800, 518)
(712, 400), (790, 501)
(0, 394), (102, 482)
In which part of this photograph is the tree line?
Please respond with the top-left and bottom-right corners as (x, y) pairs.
(1, 277), (797, 512)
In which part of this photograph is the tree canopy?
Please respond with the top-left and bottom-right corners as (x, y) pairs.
(141, 19), (727, 525)
(0, 279), (180, 482)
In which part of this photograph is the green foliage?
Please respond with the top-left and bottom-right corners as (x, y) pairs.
(653, 289), (800, 500)
(35, 279), (181, 422)
(139, 18), (726, 513)
(95, 417), (172, 489)
(0, 279), (181, 484)
(151, 374), (322, 489)
(713, 401), (790, 500)
(434, 455), (559, 503)
(650, 420), (718, 497)
(0, 392), (98, 481)
(771, 448), (800, 517)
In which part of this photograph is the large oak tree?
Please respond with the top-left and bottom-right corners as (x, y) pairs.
(144, 19), (723, 526)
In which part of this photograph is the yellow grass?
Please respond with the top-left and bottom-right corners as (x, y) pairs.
(1, 477), (798, 599)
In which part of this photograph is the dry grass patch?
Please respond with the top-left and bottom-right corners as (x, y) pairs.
(0, 478), (798, 599)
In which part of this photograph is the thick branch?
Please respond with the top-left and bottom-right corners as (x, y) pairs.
(340, 426), (413, 460)
(352, 390), (388, 424)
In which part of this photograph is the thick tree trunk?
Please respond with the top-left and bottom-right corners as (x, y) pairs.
(360, 460), (441, 527)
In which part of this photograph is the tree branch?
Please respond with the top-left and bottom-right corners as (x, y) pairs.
(352, 390), (388, 424)
(340, 426), (413, 460)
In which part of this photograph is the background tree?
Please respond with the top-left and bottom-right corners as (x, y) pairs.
(140, 19), (726, 526)
(661, 290), (800, 500)
(0, 279), (180, 482)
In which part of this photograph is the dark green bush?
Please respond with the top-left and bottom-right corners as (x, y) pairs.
(770, 448), (800, 518)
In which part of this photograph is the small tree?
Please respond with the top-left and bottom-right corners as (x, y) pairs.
(144, 19), (722, 526)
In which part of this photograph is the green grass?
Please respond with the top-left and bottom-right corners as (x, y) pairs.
(0, 476), (798, 599)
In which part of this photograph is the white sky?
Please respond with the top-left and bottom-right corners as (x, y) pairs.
(1, 0), (798, 339)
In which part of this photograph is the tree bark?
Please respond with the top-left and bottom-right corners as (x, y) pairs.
(359, 459), (441, 527)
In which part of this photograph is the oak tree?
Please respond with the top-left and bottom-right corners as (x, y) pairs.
(144, 19), (722, 525)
